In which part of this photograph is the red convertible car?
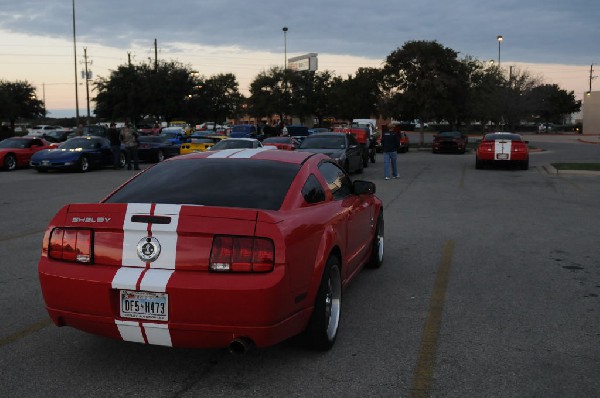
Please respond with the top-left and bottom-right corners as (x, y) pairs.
(0, 136), (51, 171)
(38, 148), (384, 352)
(475, 132), (529, 170)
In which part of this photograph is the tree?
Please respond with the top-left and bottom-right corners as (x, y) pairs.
(0, 80), (45, 131)
(94, 60), (197, 123)
(193, 73), (243, 123)
(247, 67), (288, 122)
(525, 84), (581, 129)
(381, 40), (466, 144)
(329, 67), (382, 121)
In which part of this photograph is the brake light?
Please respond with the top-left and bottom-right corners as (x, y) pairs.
(512, 142), (527, 152)
(49, 228), (93, 263)
(210, 236), (275, 273)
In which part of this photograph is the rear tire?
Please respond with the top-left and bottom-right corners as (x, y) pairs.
(157, 150), (165, 162)
(4, 154), (16, 171)
(303, 256), (342, 351)
(367, 212), (384, 269)
(520, 158), (529, 170)
(475, 157), (484, 169)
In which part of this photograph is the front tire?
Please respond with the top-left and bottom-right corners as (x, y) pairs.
(4, 154), (16, 171)
(367, 212), (384, 269)
(303, 256), (342, 351)
(78, 156), (90, 172)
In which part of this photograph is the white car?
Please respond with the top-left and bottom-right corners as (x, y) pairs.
(28, 125), (69, 137)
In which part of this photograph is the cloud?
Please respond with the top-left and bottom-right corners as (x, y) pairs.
(1, 0), (598, 64)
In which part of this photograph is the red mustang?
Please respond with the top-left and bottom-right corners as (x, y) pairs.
(38, 148), (384, 352)
(0, 136), (51, 171)
(475, 132), (529, 170)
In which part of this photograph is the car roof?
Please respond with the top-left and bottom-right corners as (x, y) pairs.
(175, 147), (323, 165)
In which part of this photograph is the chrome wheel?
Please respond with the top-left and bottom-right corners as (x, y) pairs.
(4, 154), (16, 171)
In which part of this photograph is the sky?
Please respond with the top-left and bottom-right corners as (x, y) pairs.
(1, 0), (598, 118)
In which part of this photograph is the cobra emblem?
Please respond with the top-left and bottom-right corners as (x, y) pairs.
(136, 236), (161, 262)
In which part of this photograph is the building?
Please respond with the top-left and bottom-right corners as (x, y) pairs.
(582, 91), (600, 134)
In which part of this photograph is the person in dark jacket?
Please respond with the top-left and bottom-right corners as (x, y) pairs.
(381, 125), (400, 179)
(108, 123), (122, 169)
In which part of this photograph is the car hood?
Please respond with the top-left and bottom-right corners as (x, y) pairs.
(32, 149), (84, 160)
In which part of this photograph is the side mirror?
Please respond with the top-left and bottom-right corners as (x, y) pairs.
(353, 180), (376, 195)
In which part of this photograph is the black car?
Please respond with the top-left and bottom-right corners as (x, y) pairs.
(432, 131), (469, 154)
(42, 130), (70, 144)
(137, 135), (180, 162)
(296, 132), (363, 174)
(82, 125), (109, 139)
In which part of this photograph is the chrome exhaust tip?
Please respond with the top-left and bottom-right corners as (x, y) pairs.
(228, 337), (255, 355)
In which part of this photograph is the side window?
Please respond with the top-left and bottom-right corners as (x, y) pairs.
(318, 161), (352, 200)
(301, 174), (326, 204)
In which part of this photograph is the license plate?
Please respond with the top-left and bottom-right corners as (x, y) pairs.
(496, 153), (509, 160)
(120, 290), (168, 321)
(42, 160), (50, 165)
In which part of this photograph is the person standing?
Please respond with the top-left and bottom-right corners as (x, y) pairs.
(120, 123), (140, 170)
(381, 125), (400, 180)
(108, 123), (122, 169)
(74, 123), (84, 136)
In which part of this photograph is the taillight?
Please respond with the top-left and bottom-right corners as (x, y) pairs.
(481, 141), (494, 151)
(49, 228), (93, 263)
(210, 236), (275, 273)
(512, 142), (527, 152)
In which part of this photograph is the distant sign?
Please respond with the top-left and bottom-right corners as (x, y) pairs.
(288, 53), (318, 72)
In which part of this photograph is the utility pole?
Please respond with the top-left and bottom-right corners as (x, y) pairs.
(72, 0), (80, 125)
(154, 38), (158, 72)
(82, 47), (93, 123)
(589, 64), (595, 93)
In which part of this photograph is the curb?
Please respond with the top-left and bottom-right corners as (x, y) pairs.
(577, 138), (600, 145)
(542, 164), (600, 176)
(542, 164), (557, 175)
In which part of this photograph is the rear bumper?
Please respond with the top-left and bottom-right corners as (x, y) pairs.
(39, 259), (311, 348)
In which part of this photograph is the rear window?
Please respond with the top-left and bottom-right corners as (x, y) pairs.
(484, 133), (522, 141)
(105, 158), (300, 210)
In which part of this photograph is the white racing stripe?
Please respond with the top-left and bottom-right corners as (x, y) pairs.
(207, 148), (244, 158)
(494, 140), (512, 160)
(229, 147), (273, 158)
(114, 320), (173, 346)
(143, 323), (172, 346)
(112, 267), (144, 290)
(115, 320), (145, 343)
(112, 203), (182, 346)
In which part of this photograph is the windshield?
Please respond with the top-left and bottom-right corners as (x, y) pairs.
(105, 159), (300, 211)
(59, 138), (100, 150)
(211, 140), (255, 150)
(439, 132), (462, 138)
(0, 138), (28, 148)
(299, 135), (346, 150)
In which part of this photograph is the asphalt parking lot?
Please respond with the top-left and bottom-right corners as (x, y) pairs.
(1, 136), (599, 397)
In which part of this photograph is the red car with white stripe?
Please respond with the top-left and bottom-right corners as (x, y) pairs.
(39, 148), (384, 352)
(475, 132), (529, 170)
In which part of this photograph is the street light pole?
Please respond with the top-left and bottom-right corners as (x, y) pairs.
(497, 35), (503, 67)
(282, 26), (288, 70)
(72, 0), (80, 124)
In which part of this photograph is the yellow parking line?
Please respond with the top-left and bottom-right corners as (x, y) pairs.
(410, 240), (455, 398)
(0, 318), (52, 347)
